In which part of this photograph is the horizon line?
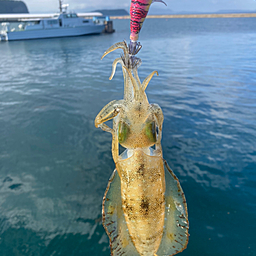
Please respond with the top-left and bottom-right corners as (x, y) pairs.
(110, 13), (256, 19)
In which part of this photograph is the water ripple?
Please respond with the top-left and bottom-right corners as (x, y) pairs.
(0, 18), (256, 256)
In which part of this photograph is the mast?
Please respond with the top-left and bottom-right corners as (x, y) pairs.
(59, 0), (62, 13)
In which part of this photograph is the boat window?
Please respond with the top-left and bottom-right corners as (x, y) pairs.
(62, 14), (77, 19)
(83, 20), (89, 23)
(47, 20), (58, 25)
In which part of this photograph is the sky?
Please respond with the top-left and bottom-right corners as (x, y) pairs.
(25, 0), (256, 14)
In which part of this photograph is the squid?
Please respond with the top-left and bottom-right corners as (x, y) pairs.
(95, 41), (189, 256)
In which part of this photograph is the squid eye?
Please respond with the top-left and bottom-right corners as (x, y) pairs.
(118, 121), (130, 143)
(145, 121), (156, 143)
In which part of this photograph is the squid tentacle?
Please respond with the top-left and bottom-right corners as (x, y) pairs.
(123, 66), (140, 99)
(142, 70), (159, 91)
(109, 58), (123, 80)
(133, 68), (142, 88)
(101, 41), (128, 60)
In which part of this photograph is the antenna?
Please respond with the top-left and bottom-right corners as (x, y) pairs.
(62, 4), (69, 13)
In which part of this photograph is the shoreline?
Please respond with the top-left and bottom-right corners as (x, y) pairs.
(111, 13), (256, 19)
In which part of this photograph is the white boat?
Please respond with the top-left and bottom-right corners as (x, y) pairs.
(0, 1), (106, 41)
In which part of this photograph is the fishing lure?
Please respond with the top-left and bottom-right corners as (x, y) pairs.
(95, 41), (189, 256)
(129, 0), (167, 70)
(130, 0), (167, 42)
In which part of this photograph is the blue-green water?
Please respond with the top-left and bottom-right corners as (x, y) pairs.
(0, 18), (256, 256)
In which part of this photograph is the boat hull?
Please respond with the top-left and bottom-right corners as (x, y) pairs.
(6, 24), (104, 41)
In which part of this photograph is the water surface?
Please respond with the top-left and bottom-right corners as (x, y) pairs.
(0, 18), (256, 256)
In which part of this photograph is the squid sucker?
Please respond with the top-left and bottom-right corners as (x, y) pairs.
(95, 41), (189, 256)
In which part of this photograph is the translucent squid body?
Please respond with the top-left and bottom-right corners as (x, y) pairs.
(95, 41), (189, 256)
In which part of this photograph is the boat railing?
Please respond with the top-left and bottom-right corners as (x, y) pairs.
(0, 22), (10, 32)
(93, 16), (108, 25)
(0, 29), (8, 41)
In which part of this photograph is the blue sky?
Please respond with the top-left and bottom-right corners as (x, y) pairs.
(25, 0), (256, 13)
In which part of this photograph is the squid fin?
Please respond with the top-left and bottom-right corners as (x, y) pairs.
(152, 0), (167, 6)
(156, 160), (189, 256)
(102, 170), (140, 256)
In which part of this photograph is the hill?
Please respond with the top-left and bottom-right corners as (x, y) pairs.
(0, 0), (28, 13)
(93, 9), (129, 16)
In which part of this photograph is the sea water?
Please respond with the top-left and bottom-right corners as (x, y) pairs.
(0, 18), (256, 256)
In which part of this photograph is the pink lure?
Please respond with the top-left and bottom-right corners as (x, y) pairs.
(130, 0), (166, 42)
(130, 0), (152, 41)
